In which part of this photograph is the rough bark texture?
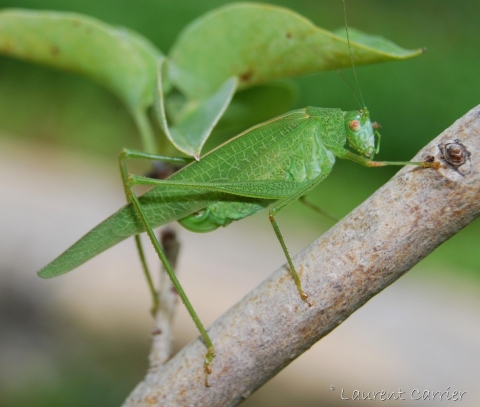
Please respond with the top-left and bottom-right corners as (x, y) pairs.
(122, 105), (480, 407)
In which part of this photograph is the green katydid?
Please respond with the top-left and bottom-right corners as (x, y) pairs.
(38, 104), (438, 381)
(36, 1), (439, 385)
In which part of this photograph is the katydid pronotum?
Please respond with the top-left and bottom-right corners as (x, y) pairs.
(36, 3), (439, 386)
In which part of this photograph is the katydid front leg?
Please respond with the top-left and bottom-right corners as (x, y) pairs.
(340, 150), (440, 169)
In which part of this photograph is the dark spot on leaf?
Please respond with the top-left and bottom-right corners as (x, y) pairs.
(286, 31), (292, 39)
(72, 20), (81, 27)
(239, 69), (254, 82)
(50, 46), (60, 57)
(2, 41), (13, 53)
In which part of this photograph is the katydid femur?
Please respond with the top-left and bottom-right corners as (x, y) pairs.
(38, 105), (438, 383)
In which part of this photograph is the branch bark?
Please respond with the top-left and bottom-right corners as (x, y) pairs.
(122, 105), (480, 407)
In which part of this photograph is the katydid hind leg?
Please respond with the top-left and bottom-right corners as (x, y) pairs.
(133, 234), (159, 315)
(125, 180), (216, 383)
(118, 148), (193, 193)
(118, 149), (193, 313)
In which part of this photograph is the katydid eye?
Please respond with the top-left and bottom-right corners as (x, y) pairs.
(349, 120), (361, 132)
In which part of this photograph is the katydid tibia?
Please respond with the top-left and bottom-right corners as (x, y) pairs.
(38, 105), (438, 382)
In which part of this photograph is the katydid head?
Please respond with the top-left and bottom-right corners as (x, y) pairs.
(340, 0), (382, 159)
(344, 108), (379, 158)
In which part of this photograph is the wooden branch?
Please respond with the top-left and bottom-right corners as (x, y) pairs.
(122, 105), (480, 407)
(148, 227), (181, 368)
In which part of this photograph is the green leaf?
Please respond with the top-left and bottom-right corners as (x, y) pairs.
(168, 3), (423, 100)
(332, 27), (424, 57)
(0, 9), (162, 112)
(156, 58), (237, 158)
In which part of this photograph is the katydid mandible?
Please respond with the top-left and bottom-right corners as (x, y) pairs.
(38, 105), (438, 381)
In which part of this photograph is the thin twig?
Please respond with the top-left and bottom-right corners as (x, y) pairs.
(147, 227), (181, 369)
(123, 106), (480, 407)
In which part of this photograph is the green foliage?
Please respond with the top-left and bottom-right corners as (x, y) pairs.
(156, 66), (238, 159)
(0, 10), (161, 111)
(0, 3), (421, 158)
(0, 9), (162, 152)
(168, 3), (421, 100)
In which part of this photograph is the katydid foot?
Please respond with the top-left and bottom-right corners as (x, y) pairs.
(204, 347), (215, 387)
(298, 289), (313, 307)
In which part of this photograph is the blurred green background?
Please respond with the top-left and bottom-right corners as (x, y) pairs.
(1, 1), (479, 406)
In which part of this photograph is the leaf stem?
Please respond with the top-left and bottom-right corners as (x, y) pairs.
(132, 108), (157, 154)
